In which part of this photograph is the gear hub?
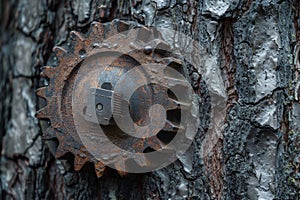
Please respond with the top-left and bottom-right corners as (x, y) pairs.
(36, 20), (201, 177)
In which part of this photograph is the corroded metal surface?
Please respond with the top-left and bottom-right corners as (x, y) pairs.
(2, 0), (299, 199)
(36, 19), (200, 177)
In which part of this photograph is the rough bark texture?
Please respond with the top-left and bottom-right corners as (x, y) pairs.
(1, 0), (300, 199)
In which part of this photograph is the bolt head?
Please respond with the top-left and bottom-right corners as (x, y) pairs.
(143, 46), (153, 54)
(96, 103), (103, 111)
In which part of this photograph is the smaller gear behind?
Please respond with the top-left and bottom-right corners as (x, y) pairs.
(36, 19), (201, 177)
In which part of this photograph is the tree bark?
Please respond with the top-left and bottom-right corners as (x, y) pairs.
(1, 0), (300, 199)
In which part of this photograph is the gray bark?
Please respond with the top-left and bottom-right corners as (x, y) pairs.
(0, 0), (300, 199)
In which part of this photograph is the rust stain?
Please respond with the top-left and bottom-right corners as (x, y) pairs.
(36, 20), (202, 177)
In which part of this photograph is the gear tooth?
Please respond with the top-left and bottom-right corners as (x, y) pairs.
(53, 46), (67, 57)
(70, 31), (87, 54)
(106, 20), (120, 38)
(115, 159), (127, 177)
(148, 39), (171, 53)
(91, 21), (100, 27)
(35, 106), (50, 119)
(115, 19), (131, 32)
(160, 57), (183, 67)
(41, 66), (56, 78)
(118, 171), (127, 177)
(136, 27), (153, 43)
(151, 27), (161, 39)
(36, 87), (47, 99)
(107, 19), (132, 37)
(90, 22), (105, 41)
(94, 161), (105, 178)
(156, 40), (171, 51)
(70, 31), (84, 41)
(74, 154), (88, 171)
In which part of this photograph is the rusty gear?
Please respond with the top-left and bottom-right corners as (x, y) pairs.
(36, 20), (200, 177)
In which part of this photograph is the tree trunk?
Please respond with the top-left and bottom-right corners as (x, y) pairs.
(1, 0), (300, 199)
